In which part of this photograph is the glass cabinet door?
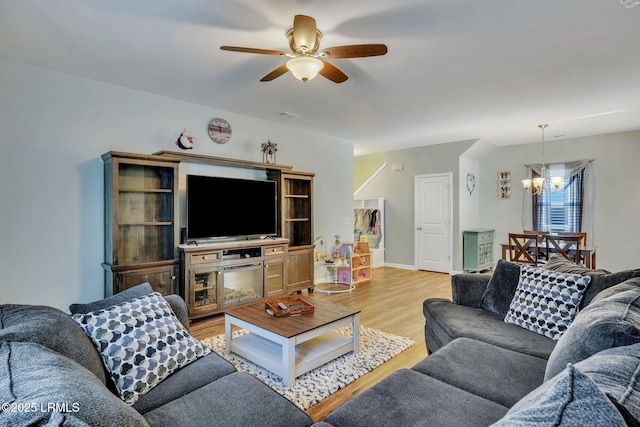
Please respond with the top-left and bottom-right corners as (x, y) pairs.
(191, 268), (220, 312)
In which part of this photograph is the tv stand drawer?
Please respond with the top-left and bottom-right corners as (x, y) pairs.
(191, 252), (220, 265)
(264, 245), (286, 256)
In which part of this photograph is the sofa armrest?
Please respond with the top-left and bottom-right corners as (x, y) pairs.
(451, 273), (491, 308)
(164, 294), (190, 331)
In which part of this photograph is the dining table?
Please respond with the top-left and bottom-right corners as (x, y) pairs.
(500, 239), (596, 268)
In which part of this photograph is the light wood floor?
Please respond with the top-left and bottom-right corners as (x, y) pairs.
(189, 267), (452, 422)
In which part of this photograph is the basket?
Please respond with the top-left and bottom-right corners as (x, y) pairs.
(265, 296), (314, 317)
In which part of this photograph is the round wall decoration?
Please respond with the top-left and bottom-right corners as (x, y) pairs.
(208, 118), (232, 144)
(466, 173), (476, 196)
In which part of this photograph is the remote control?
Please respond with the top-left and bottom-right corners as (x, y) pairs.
(277, 302), (288, 310)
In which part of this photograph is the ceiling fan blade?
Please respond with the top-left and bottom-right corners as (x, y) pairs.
(292, 15), (317, 52)
(260, 64), (289, 82)
(320, 44), (388, 58)
(319, 61), (348, 83)
(220, 46), (286, 56)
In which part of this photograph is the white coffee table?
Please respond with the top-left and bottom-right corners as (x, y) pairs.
(224, 300), (360, 386)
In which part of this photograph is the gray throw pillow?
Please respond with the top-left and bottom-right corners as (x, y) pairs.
(69, 282), (153, 314)
(72, 292), (210, 405)
(592, 278), (640, 304)
(545, 286), (640, 381)
(492, 364), (626, 426)
(0, 304), (106, 382)
(504, 265), (590, 340)
(0, 341), (147, 427)
(480, 259), (522, 316)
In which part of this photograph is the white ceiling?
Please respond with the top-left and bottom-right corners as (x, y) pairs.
(1, 0), (639, 156)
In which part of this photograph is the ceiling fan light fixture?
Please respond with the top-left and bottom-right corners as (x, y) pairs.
(286, 56), (324, 82)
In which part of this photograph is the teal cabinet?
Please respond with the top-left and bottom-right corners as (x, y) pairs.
(463, 229), (495, 272)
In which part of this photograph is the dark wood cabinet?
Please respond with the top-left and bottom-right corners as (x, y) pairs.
(101, 150), (316, 307)
(102, 152), (180, 297)
(268, 170), (315, 293)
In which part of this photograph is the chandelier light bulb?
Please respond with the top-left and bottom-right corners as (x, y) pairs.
(522, 124), (564, 195)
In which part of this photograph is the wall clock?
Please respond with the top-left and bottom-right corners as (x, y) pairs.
(208, 118), (232, 144)
(466, 173), (476, 196)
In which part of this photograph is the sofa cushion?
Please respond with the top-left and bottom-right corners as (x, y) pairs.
(492, 364), (627, 427)
(132, 351), (236, 414)
(480, 259), (522, 316)
(0, 341), (148, 427)
(543, 254), (640, 308)
(143, 372), (313, 427)
(69, 282), (153, 314)
(323, 369), (508, 427)
(545, 285), (640, 380)
(0, 304), (106, 382)
(504, 265), (590, 340)
(72, 292), (210, 405)
(412, 337), (547, 407)
(424, 298), (556, 359)
(573, 343), (640, 421)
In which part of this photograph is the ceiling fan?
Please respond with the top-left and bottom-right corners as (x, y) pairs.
(220, 15), (387, 83)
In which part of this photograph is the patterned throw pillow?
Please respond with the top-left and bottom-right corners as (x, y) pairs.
(504, 265), (591, 340)
(72, 292), (210, 404)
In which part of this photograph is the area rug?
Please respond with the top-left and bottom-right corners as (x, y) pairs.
(200, 324), (414, 409)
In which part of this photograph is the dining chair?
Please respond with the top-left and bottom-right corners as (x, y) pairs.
(524, 230), (549, 262)
(508, 233), (540, 265)
(557, 232), (587, 246)
(545, 235), (583, 264)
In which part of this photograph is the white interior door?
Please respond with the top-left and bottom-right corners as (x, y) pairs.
(415, 173), (452, 273)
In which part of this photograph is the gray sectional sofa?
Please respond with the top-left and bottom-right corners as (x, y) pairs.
(0, 283), (313, 427)
(5, 258), (640, 426)
(319, 256), (640, 426)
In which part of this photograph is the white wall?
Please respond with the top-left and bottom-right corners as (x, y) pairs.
(479, 131), (640, 272)
(0, 58), (354, 311)
(355, 131), (640, 273)
(458, 156), (480, 265)
(355, 139), (476, 270)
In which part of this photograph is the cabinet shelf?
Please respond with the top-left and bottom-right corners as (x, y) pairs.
(119, 188), (173, 193)
(284, 194), (309, 199)
(285, 218), (310, 222)
(119, 222), (174, 226)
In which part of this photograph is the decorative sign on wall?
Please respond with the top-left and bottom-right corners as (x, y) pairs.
(498, 171), (511, 199)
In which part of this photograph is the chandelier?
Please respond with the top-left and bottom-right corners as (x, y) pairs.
(522, 124), (563, 195)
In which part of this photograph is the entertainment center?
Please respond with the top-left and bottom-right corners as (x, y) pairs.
(102, 151), (315, 319)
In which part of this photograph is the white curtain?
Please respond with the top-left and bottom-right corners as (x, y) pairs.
(521, 159), (595, 246)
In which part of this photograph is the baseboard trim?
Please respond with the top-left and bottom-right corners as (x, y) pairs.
(383, 263), (418, 270)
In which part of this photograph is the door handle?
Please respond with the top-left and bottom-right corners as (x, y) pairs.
(417, 227), (423, 230)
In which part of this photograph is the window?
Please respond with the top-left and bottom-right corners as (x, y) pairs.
(532, 164), (585, 233)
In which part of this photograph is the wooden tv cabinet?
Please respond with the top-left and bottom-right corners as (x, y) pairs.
(180, 238), (290, 319)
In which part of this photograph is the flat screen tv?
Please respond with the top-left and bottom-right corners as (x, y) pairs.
(186, 175), (278, 241)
